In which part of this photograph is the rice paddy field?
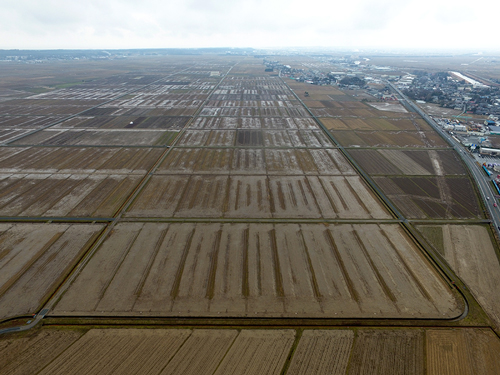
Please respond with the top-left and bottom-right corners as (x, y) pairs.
(0, 56), (499, 372)
(1, 326), (499, 375)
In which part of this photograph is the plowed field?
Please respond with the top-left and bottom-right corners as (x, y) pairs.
(52, 223), (462, 318)
(418, 224), (500, 329)
(349, 149), (466, 176)
(286, 330), (353, 375)
(0, 173), (142, 218)
(126, 175), (388, 219)
(374, 176), (482, 219)
(0, 223), (104, 319)
(348, 330), (424, 374)
(3, 327), (498, 374)
(334, 130), (448, 148)
(427, 329), (500, 375)
(12, 129), (178, 146)
(0, 147), (162, 174)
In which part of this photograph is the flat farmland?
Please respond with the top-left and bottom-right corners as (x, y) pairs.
(2, 327), (499, 375)
(287, 80), (345, 101)
(321, 118), (350, 130)
(213, 330), (294, 375)
(0, 173), (142, 217)
(156, 148), (354, 175)
(55, 115), (190, 130)
(2, 57), (499, 371)
(426, 329), (500, 375)
(0, 104), (95, 116)
(126, 174), (388, 219)
(0, 147), (163, 174)
(348, 149), (403, 175)
(286, 330), (354, 375)
(0, 223), (104, 319)
(0, 129), (34, 144)
(0, 115), (63, 128)
(107, 97), (203, 109)
(311, 107), (413, 119)
(52, 223), (462, 318)
(362, 118), (431, 131)
(265, 149), (352, 174)
(102, 106), (199, 117)
(241, 117), (274, 130)
(374, 176), (482, 219)
(334, 130), (449, 148)
(0, 329), (85, 374)
(256, 130), (333, 148)
(236, 129), (264, 146)
(347, 330), (424, 375)
(368, 101), (409, 113)
(4, 98), (106, 107)
(418, 225), (500, 329)
(37, 329), (194, 375)
(11, 129), (178, 146)
(349, 149), (466, 176)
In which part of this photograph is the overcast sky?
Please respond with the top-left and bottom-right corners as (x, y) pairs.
(2, 0), (499, 51)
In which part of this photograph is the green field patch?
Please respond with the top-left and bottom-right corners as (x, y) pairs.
(154, 131), (179, 146)
(417, 225), (445, 256)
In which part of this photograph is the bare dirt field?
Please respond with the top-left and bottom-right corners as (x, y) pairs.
(0, 147), (163, 174)
(378, 150), (433, 175)
(348, 330), (424, 374)
(39, 329), (194, 375)
(12, 129), (178, 146)
(0, 115), (63, 129)
(313, 107), (414, 118)
(348, 150), (403, 175)
(157, 148), (353, 176)
(0, 329), (85, 374)
(287, 81), (345, 101)
(213, 330), (295, 375)
(54, 115), (190, 130)
(286, 330), (354, 375)
(0, 104), (94, 117)
(52, 222), (462, 319)
(418, 224), (500, 330)
(375, 176), (482, 219)
(126, 174), (389, 219)
(334, 130), (449, 148)
(0, 223), (104, 319)
(0, 173), (142, 217)
(368, 102), (408, 113)
(2, 327), (499, 374)
(1, 57), (499, 371)
(417, 102), (463, 117)
(156, 329), (238, 375)
(426, 328), (500, 375)
(0, 129), (34, 144)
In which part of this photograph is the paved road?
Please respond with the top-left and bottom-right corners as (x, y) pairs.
(388, 82), (500, 234)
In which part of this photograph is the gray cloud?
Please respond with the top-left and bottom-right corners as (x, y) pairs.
(0, 0), (498, 50)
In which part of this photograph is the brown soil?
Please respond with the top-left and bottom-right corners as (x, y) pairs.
(0, 223), (104, 319)
(52, 223), (462, 319)
(287, 330), (353, 375)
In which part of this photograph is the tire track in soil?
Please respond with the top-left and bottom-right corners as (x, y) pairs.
(170, 228), (196, 301)
(352, 229), (400, 311)
(130, 226), (169, 310)
(324, 228), (361, 305)
(269, 228), (285, 298)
